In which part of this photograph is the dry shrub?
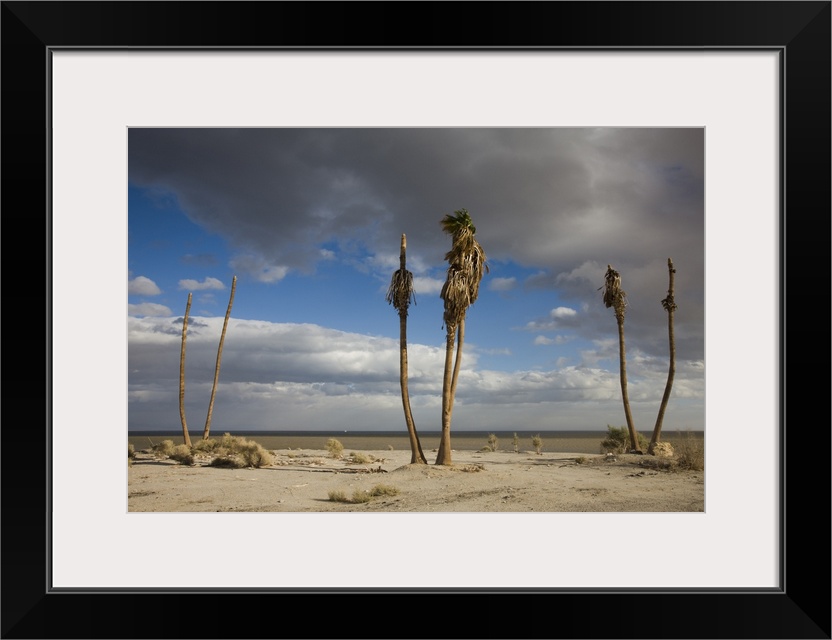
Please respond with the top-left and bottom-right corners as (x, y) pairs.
(600, 426), (649, 454)
(328, 490), (349, 503)
(152, 439), (175, 457)
(348, 452), (371, 464)
(326, 438), (344, 459)
(369, 484), (399, 497)
(193, 438), (221, 453)
(486, 433), (498, 452)
(209, 456), (244, 469)
(531, 434), (543, 455)
(350, 490), (371, 504)
(169, 444), (195, 465)
(239, 441), (273, 468)
(674, 430), (704, 471)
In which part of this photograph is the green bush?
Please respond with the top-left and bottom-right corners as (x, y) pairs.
(600, 425), (648, 453)
(531, 434), (543, 455)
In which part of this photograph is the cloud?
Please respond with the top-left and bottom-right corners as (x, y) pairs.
(534, 335), (571, 346)
(488, 277), (517, 292)
(178, 277), (226, 291)
(128, 315), (704, 432)
(229, 254), (290, 283)
(128, 302), (173, 317)
(128, 276), (161, 295)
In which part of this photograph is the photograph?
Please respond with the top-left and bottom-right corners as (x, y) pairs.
(127, 127), (706, 514)
(3, 0), (828, 638)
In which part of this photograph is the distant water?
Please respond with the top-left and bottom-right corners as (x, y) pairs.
(128, 429), (704, 455)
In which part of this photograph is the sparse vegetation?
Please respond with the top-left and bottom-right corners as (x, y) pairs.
(209, 456), (244, 469)
(486, 433), (498, 452)
(348, 452), (371, 464)
(149, 433), (274, 468)
(326, 438), (344, 459)
(600, 425), (648, 454)
(169, 444), (195, 465)
(673, 430), (704, 471)
(369, 484), (399, 497)
(328, 484), (400, 504)
(531, 434), (543, 455)
(238, 440), (274, 468)
(575, 456), (588, 465)
(512, 432), (520, 453)
(152, 440), (175, 458)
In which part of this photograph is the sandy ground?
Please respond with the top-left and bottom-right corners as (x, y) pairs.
(128, 447), (704, 513)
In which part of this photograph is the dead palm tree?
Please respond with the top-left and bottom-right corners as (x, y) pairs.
(601, 265), (641, 453)
(436, 209), (488, 465)
(179, 292), (193, 447)
(203, 275), (236, 440)
(386, 234), (427, 464)
(649, 258), (677, 452)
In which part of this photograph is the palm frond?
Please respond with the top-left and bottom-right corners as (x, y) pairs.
(386, 269), (415, 315)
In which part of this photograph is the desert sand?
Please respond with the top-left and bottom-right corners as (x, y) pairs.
(128, 447), (704, 513)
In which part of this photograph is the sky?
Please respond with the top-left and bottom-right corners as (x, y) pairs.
(127, 127), (704, 434)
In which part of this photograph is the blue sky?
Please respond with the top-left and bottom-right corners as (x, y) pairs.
(128, 128), (704, 434)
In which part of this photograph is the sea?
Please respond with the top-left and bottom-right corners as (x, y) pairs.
(128, 429), (704, 455)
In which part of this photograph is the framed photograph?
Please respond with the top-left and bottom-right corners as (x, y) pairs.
(4, 2), (829, 638)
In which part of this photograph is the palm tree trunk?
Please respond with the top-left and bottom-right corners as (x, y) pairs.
(203, 276), (236, 440)
(179, 293), (193, 447)
(436, 326), (456, 465)
(650, 258), (677, 448)
(449, 317), (465, 416)
(617, 316), (640, 452)
(399, 310), (427, 464)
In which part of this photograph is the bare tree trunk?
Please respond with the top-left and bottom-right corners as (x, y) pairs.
(179, 293), (193, 447)
(650, 258), (677, 449)
(436, 326), (456, 465)
(449, 317), (465, 416)
(399, 309), (426, 464)
(203, 276), (236, 440)
(397, 238), (426, 464)
(617, 315), (640, 453)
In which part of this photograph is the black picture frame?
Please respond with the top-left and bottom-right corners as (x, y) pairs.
(3, 2), (829, 638)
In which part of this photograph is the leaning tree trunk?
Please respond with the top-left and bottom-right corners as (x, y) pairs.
(399, 308), (426, 464)
(448, 317), (465, 417)
(395, 236), (427, 464)
(615, 305), (640, 453)
(203, 276), (236, 440)
(650, 258), (677, 450)
(436, 325), (457, 465)
(179, 293), (193, 447)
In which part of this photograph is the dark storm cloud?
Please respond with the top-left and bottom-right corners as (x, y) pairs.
(128, 127), (704, 359)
